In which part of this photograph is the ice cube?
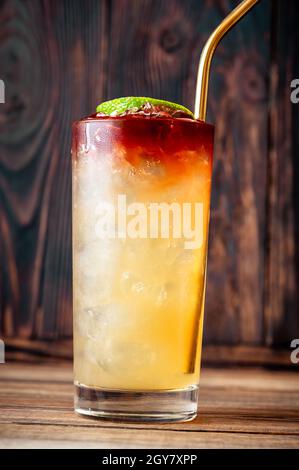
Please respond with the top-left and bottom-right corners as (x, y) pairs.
(132, 281), (146, 294)
(156, 285), (168, 307)
(83, 302), (144, 371)
(120, 271), (139, 296)
(86, 339), (156, 374)
(77, 302), (131, 340)
(75, 240), (114, 278)
(74, 156), (112, 204)
(75, 306), (105, 339)
(73, 273), (112, 311)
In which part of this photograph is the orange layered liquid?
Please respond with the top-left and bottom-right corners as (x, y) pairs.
(72, 115), (213, 390)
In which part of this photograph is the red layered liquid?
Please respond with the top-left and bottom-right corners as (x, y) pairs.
(72, 115), (214, 175)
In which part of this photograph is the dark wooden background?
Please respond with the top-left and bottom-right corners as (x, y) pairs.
(0, 0), (298, 364)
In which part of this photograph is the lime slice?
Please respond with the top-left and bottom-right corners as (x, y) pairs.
(96, 97), (194, 118)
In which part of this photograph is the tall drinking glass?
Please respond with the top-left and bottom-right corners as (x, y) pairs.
(72, 113), (213, 421)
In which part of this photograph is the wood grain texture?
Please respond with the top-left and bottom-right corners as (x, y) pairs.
(3, 340), (295, 369)
(0, 363), (299, 448)
(264, 0), (299, 346)
(206, 0), (270, 343)
(0, 0), (109, 338)
(0, 0), (298, 352)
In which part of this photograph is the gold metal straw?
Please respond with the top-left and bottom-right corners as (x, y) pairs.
(194, 0), (259, 121)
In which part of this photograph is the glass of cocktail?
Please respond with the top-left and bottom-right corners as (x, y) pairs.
(72, 98), (213, 421)
(72, 0), (259, 422)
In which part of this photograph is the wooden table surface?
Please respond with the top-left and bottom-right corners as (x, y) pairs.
(0, 362), (298, 449)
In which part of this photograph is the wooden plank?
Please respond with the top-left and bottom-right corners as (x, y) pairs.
(205, 0), (270, 343)
(1, 408), (299, 438)
(0, 363), (299, 448)
(0, 0), (108, 339)
(202, 345), (294, 367)
(4, 338), (73, 360)
(4, 340), (294, 368)
(1, 423), (299, 449)
(264, 0), (299, 346)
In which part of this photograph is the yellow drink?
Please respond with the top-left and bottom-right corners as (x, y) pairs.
(72, 113), (213, 419)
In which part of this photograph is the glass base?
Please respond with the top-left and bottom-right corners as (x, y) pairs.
(74, 382), (199, 423)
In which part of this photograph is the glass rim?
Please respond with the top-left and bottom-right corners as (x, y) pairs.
(72, 115), (214, 129)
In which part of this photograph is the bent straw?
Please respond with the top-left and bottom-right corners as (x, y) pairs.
(194, 0), (260, 121)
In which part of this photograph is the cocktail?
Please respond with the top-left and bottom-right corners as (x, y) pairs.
(72, 99), (213, 420)
(72, 0), (259, 421)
